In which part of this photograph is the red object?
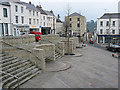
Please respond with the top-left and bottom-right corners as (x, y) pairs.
(29, 31), (41, 42)
(89, 39), (94, 44)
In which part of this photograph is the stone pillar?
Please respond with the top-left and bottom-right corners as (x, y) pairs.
(103, 36), (105, 44)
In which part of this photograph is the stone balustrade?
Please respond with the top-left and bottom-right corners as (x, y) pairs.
(2, 34), (35, 45)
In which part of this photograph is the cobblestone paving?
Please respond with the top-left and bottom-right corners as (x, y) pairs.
(20, 45), (118, 88)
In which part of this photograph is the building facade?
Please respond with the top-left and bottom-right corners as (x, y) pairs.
(0, 2), (11, 36)
(0, 0), (57, 36)
(65, 12), (87, 40)
(56, 17), (64, 34)
(97, 13), (120, 44)
(118, 1), (120, 13)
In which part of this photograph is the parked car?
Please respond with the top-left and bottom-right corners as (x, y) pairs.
(112, 52), (120, 58)
(89, 39), (94, 44)
(29, 31), (41, 42)
(106, 43), (120, 52)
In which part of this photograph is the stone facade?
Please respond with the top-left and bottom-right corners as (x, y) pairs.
(65, 12), (87, 41)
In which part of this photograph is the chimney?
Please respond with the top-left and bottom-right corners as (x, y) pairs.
(29, 1), (31, 4)
(50, 10), (53, 13)
(36, 5), (42, 9)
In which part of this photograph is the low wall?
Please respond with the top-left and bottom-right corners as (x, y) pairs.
(2, 34), (35, 45)
(36, 44), (55, 61)
(56, 42), (64, 56)
(2, 42), (45, 70)
(62, 39), (73, 54)
(41, 35), (60, 40)
(70, 37), (79, 49)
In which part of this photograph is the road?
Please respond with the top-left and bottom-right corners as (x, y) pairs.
(20, 45), (118, 88)
(86, 42), (106, 50)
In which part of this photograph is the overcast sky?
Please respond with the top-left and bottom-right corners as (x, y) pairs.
(21, 0), (119, 21)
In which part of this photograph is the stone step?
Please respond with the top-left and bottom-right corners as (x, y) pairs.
(0, 74), (10, 81)
(5, 62), (30, 73)
(2, 66), (36, 87)
(10, 64), (31, 75)
(0, 57), (17, 64)
(2, 55), (13, 60)
(1, 64), (31, 81)
(15, 66), (36, 77)
(1, 59), (20, 67)
(5, 68), (39, 88)
(12, 71), (41, 89)
(0, 54), (6, 57)
(55, 54), (62, 60)
(2, 60), (28, 71)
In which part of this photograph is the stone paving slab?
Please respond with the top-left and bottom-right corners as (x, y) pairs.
(45, 61), (71, 72)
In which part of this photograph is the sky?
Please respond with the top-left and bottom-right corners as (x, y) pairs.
(21, 0), (119, 21)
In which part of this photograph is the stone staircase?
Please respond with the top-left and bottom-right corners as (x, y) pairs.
(0, 52), (41, 89)
(55, 51), (62, 60)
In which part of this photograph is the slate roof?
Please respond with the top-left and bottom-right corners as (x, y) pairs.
(56, 18), (62, 23)
(0, 1), (10, 6)
(36, 6), (47, 15)
(16, 1), (40, 12)
(44, 10), (54, 16)
(100, 13), (120, 19)
(69, 12), (81, 17)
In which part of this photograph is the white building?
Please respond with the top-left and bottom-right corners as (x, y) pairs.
(0, 0), (57, 36)
(21, 2), (41, 33)
(0, 2), (12, 36)
(37, 5), (56, 35)
(10, 1), (29, 36)
(118, 1), (120, 13)
(97, 13), (120, 44)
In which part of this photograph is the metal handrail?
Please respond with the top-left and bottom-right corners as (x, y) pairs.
(0, 71), (19, 89)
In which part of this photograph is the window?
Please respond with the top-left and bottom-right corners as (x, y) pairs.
(0, 24), (4, 36)
(14, 28), (16, 36)
(15, 5), (18, 12)
(29, 10), (31, 15)
(112, 30), (115, 34)
(113, 21), (115, 26)
(33, 11), (35, 16)
(44, 22), (45, 26)
(100, 21), (103, 26)
(106, 21), (109, 26)
(21, 16), (24, 24)
(29, 18), (31, 24)
(15, 16), (18, 23)
(70, 18), (72, 21)
(70, 24), (72, 27)
(77, 23), (80, 27)
(33, 19), (35, 24)
(100, 29), (103, 34)
(21, 6), (23, 13)
(43, 16), (45, 20)
(37, 19), (39, 24)
(77, 18), (80, 21)
(37, 12), (38, 16)
(4, 23), (8, 35)
(3, 8), (8, 17)
(106, 29), (109, 34)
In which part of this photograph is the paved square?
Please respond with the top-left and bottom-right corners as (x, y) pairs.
(20, 45), (118, 88)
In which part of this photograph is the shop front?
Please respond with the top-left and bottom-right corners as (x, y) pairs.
(13, 24), (29, 36)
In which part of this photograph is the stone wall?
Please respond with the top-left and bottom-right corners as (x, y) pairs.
(2, 34), (35, 45)
(2, 42), (45, 70)
(62, 39), (74, 54)
(36, 44), (55, 61)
